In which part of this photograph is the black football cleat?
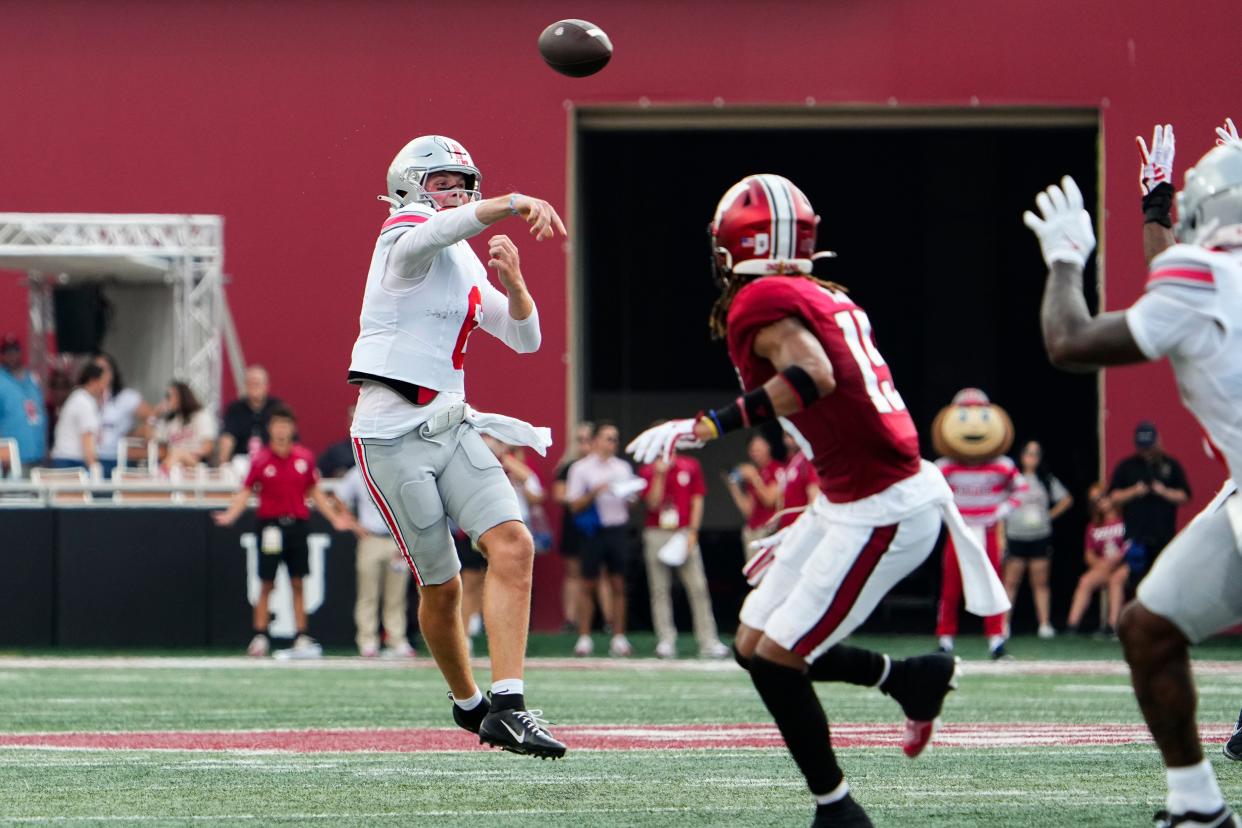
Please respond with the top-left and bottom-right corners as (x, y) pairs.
(811, 794), (874, 827)
(478, 706), (567, 760)
(883, 652), (960, 758)
(450, 692), (490, 735)
(1224, 709), (1242, 761)
(1153, 805), (1241, 827)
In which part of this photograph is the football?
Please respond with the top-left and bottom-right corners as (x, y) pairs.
(537, 19), (612, 77)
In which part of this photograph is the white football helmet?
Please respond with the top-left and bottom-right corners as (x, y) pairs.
(1177, 143), (1242, 248)
(380, 135), (482, 211)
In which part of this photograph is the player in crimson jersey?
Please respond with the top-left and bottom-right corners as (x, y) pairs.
(628, 174), (1009, 828)
(1023, 119), (1242, 827)
(347, 135), (567, 758)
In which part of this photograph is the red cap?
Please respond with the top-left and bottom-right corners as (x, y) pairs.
(951, 387), (990, 407)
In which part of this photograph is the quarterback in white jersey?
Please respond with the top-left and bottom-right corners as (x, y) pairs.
(1025, 129), (1242, 828)
(347, 134), (567, 759)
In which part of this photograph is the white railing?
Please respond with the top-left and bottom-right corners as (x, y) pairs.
(0, 473), (340, 509)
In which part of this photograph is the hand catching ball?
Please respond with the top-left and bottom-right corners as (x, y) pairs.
(537, 19), (612, 77)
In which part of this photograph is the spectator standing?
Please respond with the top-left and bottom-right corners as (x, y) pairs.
(93, 352), (152, 477)
(153, 381), (218, 472)
(217, 365), (284, 463)
(213, 405), (349, 658)
(1066, 483), (1129, 635)
(566, 421), (639, 657)
(0, 334), (47, 473)
(317, 405), (357, 479)
(552, 421), (612, 632)
(49, 362), (110, 470)
(724, 433), (782, 558)
(1108, 421), (1190, 584)
(1003, 440), (1073, 638)
(334, 464), (414, 658)
(638, 446), (728, 659)
(776, 432), (819, 529)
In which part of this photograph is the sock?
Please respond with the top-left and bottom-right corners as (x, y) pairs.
(1167, 759), (1226, 815)
(988, 635), (1006, 651)
(490, 679), (525, 712)
(938, 635), (954, 651)
(452, 688), (483, 711)
(814, 779), (850, 806)
(806, 644), (887, 687)
(491, 678), (524, 696)
(749, 654), (844, 796)
(733, 644), (752, 672)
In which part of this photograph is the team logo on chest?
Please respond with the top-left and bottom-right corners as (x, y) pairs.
(294, 459), (308, 475)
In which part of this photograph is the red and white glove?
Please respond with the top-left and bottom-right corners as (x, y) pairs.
(1136, 123), (1175, 195)
(1023, 175), (1096, 269)
(625, 418), (703, 465)
(1217, 117), (1241, 148)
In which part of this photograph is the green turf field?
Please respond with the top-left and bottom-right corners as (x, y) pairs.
(1, 634), (1240, 826)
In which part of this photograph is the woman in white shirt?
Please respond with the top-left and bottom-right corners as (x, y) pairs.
(155, 381), (218, 471)
(93, 352), (154, 476)
(50, 363), (110, 469)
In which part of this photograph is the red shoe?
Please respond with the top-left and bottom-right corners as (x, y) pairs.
(903, 717), (939, 758)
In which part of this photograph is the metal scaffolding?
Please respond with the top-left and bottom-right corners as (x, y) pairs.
(0, 213), (230, 415)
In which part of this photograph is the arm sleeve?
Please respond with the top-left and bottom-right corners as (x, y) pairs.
(726, 280), (807, 363)
(386, 205), (487, 286)
(1170, 459), (1190, 497)
(1051, 476), (1069, 503)
(477, 277), (541, 353)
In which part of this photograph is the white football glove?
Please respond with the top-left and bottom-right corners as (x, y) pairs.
(625, 418), (703, 465)
(1136, 123), (1175, 195)
(1216, 117), (1241, 148)
(1022, 175), (1096, 269)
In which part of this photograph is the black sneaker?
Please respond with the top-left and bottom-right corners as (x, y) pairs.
(479, 705), (567, 759)
(883, 652), (961, 758)
(449, 692), (490, 734)
(1153, 805), (1241, 827)
(812, 794), (873, 827)
(1225, 709), (1242, 761)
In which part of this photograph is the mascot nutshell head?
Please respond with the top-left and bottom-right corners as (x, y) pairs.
(931, 388), (1014, 463)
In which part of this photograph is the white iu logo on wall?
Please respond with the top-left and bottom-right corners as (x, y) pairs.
(239, 532), (332, 638)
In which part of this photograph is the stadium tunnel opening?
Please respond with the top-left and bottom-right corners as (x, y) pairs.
(573, 109), (1101, 637)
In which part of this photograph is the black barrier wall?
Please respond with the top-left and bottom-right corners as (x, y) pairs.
(0, 509), (56, 646)
(1, 508), (362, 648)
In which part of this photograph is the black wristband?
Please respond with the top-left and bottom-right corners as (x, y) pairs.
(1142, 182), (1174, 228)
(712, 385), (776, 434)
(777, 366), (822, 408)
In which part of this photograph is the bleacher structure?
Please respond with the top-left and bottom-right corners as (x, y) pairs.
(0, 212), (245, 417)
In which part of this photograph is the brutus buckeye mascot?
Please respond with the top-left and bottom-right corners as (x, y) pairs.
(932, 388), (1027, 659)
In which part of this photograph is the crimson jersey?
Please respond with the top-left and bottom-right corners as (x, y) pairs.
(244, 444), (319, 520)
(726, 277), (921, 503)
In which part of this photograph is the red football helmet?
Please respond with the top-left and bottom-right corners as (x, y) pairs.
(708, 174), (833, 286)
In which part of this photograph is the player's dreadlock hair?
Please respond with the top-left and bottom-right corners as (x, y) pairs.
(708, 272), (848, 340)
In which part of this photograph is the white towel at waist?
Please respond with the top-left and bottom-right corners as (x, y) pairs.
(465, 406), (553, 457)
(923, 461), (1011, 617)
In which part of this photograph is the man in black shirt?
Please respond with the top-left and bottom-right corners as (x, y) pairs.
(1109, 421), (1190, 580)
(217, 365), (284, 463)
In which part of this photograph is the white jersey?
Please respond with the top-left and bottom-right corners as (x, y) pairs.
(349, 201), (541, 438)
(1126, 244), (1242, 481)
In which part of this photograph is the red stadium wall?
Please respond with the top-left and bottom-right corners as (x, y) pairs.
(2, 1), (1237, 627)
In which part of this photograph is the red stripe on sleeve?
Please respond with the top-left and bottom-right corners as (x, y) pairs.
(1147, 266), (1214, 285)
(381, 214), (429, 231)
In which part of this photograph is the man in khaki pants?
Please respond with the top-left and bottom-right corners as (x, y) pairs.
(638, 448), (729, 659)
(335, 464), (414, 657)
